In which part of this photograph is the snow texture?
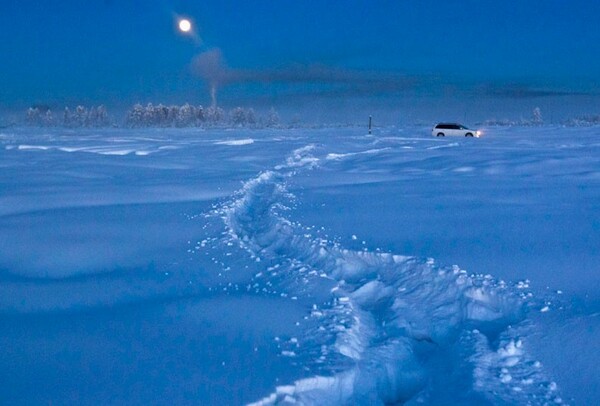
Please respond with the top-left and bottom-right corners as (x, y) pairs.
(0, 125), (598, 405)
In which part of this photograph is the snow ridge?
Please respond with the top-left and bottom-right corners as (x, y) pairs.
(217, 145), (563, 405)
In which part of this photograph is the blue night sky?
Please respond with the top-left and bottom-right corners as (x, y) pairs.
(1, 0), (599, 113)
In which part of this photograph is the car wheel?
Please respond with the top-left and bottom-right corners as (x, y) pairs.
(465, 133), (473, 137)
(437, 133), (444, 137)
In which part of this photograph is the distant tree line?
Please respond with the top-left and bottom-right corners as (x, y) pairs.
(26, 105), (110, 127)
(124, 103), (280, 128)
(480, 107), (599, 127)
(23, 104), (599, 129)
(563, 115), (600, 127)
(479, 107), (545, 127)
(24, 103), (281, 129)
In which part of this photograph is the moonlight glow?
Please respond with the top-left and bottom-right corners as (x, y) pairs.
(178, 19), (192, 33)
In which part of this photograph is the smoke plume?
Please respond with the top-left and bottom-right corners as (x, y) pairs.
(191, 48), (423, 104)
(191, 49), (232, 107)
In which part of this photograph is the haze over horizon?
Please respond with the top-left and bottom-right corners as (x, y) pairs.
(1, 0), (599, 122)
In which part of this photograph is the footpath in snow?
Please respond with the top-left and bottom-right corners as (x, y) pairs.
(215, 145), (565, 405)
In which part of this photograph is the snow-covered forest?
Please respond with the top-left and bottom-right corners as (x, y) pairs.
(26, 105), (110, 128)
(23, 104), (281, 129)
(124, 103), (281, 128)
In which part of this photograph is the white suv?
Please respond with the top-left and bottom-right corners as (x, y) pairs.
(432, 123), (480, 137)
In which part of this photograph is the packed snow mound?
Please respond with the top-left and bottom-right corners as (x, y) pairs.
(212, 145), (563, 405)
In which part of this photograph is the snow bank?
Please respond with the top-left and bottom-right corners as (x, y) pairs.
(215, 138), (255, 146)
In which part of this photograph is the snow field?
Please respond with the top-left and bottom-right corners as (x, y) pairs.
(1, 125), (598, 404)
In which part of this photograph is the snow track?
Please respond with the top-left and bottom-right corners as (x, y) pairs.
(215, 145), (564, 405)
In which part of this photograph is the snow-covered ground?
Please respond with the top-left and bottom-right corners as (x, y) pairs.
(0, 125), (598, 405)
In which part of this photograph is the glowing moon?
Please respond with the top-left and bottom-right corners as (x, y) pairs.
(178, 19), (192, 33)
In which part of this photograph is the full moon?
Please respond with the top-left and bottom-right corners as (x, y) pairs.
(178, 19), (192, 33)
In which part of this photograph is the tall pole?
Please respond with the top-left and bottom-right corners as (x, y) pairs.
(368, 115), (372, 135)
